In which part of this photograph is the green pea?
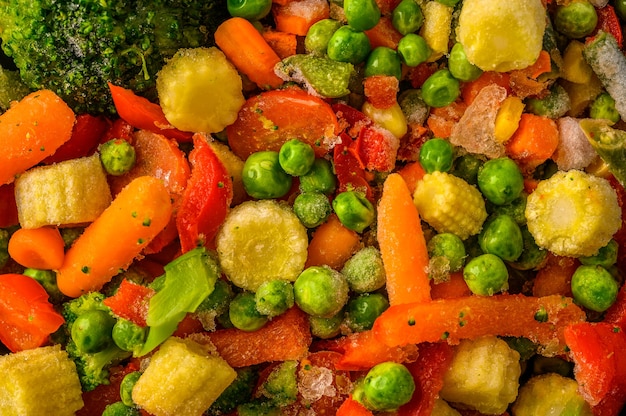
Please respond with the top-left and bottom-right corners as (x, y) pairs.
(120, 371), (142, 407)
(345, 293), (389, 332)
(365, 46), (402, 80)
(22, 268), (64, 304)
(397, 33), (431, 67)
(419, 138), (455, 173)
(554, 0), (598, 39)
(579, 239), (619, 268)
(242, 151), (293, 199)
(294, 265), (349, 318)
(112, 318), (147, 353)
(197, 279), (235, 316)
(229, 292), (269, 331)
(486, 193), (527, 226)
(227, 0), (272, 21)
(332, 190), (376, 233)
(448, 43), (483, 82)
(477, 157), (524, 205)
(255, 280), (295, 317)
(354, 362), (416, 411)
(616, 0), (626, 20)
(590, 92), (620, 125)
(427, 233), (466, 272)
(463, 253), (509, 296)
(279, 139), (316, 176)
(478, 214), (524, 262)
(421, 69), (460, 108)
(99, 139), (136, 176)
(392, 0), (424, 35)
(305, 19), (343, 54)
(309, 311), (344, 339)
(327, 25), (372, 65)
(293, 191), (332, 228)
(571, 265), (619, 312)
(102, 401), (140, 416)
(341, 246), (386, 293)
(508, 226), (548, 271)
(71, 310), (116, 354)
(299, 158), (337, 194)
(343, 0), (381, 31)
(450, 153), (484, 185)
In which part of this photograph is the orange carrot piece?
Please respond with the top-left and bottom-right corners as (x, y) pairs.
(337, 395), (374, 416)
(523, 49), (552, 79)
(57, 176), (172, 298)
(7, 227), (66, 270)
(461, 71), (511, 105)
(363, 75), (400, 109)
(273, 0), (330, 36)
(202, 307), (312, 367)
(430, 271), (472, 300)
(364, 16), (404, 49)
(0, 90), (75, 185)
(426, 101), (467, 138)
(305, 214), (361, 270)
(214, 17), (283, 90)
(262, 30), (298, 59)
(372, 294), (586, 353)
(397, 161), (426, 194)
(532, 254), (578, 298)
(332, 330), (419, 371)
(505, 113), (559, 171)
(378, 173), (431, 305)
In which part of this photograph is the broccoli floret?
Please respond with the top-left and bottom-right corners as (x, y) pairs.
(0, 0), (229, 114)
(207, 367), (260, 416)
(0, 65), (30, 111)
(62, 292), (131, 391)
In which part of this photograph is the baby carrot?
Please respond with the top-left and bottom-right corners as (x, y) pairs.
(57, 176), (172, 298)
(8, 227), (65, 270)
(0, 90), (75, 185)
(214, 17), (284, 90)
(377, 173), (431, 305)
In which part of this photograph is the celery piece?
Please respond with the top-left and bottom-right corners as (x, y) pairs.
(579, 118), (626, 187)
(275, 54), (355, 98)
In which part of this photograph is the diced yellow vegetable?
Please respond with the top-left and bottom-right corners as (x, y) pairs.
(561, 75), (603, 117)
(419, 1), (453, 62)
(439, 336), (521, 415)
(132, 337), (237, 416)
(413, 171), (488, 240)
(525, 170), (621, 257)
(0, 345), (84, 416)
(511, 373), (592, 416)
(208, 140), (246, 206)
(432, 398), (462, 416)
(561, 40), (594, 84)
(362, 101), (408, 139)
(494, 96), (525, 143)
(14, 152), (112, 229)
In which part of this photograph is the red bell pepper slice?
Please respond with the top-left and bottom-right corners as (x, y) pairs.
(43, 114), (109, 164)
(333, 135), (374, 202)
(0, 183), (18, 228)
(103, 279), (155, 327)
(108, 83), (193, 142)
(176, 134), (233, 253)
(100, 118), (135, 144)
(0, 273), (65, 352)
(593, 5), (623, 49)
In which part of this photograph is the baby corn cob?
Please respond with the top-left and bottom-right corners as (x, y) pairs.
(413, 171), (488, 240)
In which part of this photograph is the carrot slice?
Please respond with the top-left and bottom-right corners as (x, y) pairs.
(273, 0), (330, 36)
(305, 214), (361, 270)
(8, 227), (65, 270)
(378, 173), (430, 305)
(57, 176), (172, 297)
(337, 395), (374, 416)
(505, 113), (559, 171)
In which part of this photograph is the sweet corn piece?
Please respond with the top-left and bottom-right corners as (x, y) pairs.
(413, 171), (488, 240)
(561, 75), (603, 117)
(511, 373), (592, 416)
(132, 337), (236, 416)
(439, 336), (521, 415)
(494, 96), (525, 143)
(525, 170), (621, 257)
(14, 152), (112, 228)
(419, 1), (453, 62)
(0, 345), (84, 416)
(362, 101), (408, 139)
(562, 40), (594, 84)
(432, 398), (462, 416)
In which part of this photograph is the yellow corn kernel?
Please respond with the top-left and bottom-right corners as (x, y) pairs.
(362, 101), (408, 139)
(413, 171), (488, 240)
(494, 96), (525, 143)
(561, 40), (594, 84)
(420, 1), (453, 62)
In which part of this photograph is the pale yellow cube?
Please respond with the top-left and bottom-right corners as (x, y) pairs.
(133, 337), (237, 416)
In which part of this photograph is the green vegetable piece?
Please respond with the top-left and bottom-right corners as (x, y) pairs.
(327, 25), (372, 65)
(227, 0), (272, 21)
(299, 158), (337, 194)
(554, 0), (598, 39)
(22, 267), (64, 304)
(531, 355), (573, 377)
(590, 92), (620, 125)
(0, 66), (30, 112)
(477, 157), (524, 205)
(365, 46), (402, 80)
(419, 137), (455, 173)
(341, 246), (386, 293)
(451, 153), (484, 185)
(102, 401), (140, 416)
(207, 367), (259, 416)
(525, 83), (571, 119)
(260, 360), (299, 406)
(508, 226), (548, 271)
(616, 0), (626, 20)
(60, 227), (84, 248)
(421, 69), (460, 108)
(140, 247), (218, 355)
(397, 33), (430, 67)
(242, 151), (293, 199)
(512, 373), (592, 416)
(99, 139), (136, 176)
(279, 139), (316, 176)
(237, 400), (281, 416)
(332, 190), (376, 233)
(293, 191), (332, 228)
(463, 253), (509, 296)
(229, 292), (269, 331)
(502, 336), (537, 361)
(119, 371), (142, 407)
(392, 0), (424, 35)
(486, 193), (527, 226)
(579, 239), (619, 268)
(309, 311), (344, 339)
(197, 278), (235, 316)
(276, 54), (355, 98)
(570, 264), (619, 312)
(478, 214), (524, 262)
(343, 0), (381, 31)
(112, 318), (147, 355)
(345, 293), (389, 332)
(435, 0), (460, 5)
(305, 19), (343, 54)
(71, 309), (116, 354)
(354, 362), (416, 411)
(427, 232), (466, 272)
(448, 43), (483, 82)
(294, 265), (349, 318)
(255, 279), (295, 317)
(579, 119), (626, 187)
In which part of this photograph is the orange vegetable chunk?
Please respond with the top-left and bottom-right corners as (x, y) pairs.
(305, 214), (361, 270)
(273, 0), (330, 36)
(8, 227), (65, 270)
(505, 113), (559, 172)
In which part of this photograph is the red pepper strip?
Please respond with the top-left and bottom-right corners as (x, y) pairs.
(176, 133), (233, 253)
(108, 83), (193, 142)
(0, 273), (65, 352)
(593, 5), (623, 49)
(43, 114), (109, 164)
(103, 279), (155, 327)
(0, 183), (18, 228)
(337, 395), (374, 416)
(333, 135), (374, 202)
(605, 284), (626, 331)
(100, 118), (135, 144)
